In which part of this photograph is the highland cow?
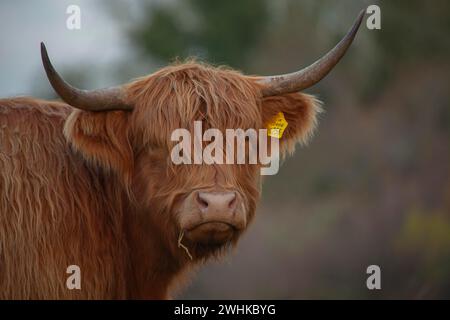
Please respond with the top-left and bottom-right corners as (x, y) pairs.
(0, 12), (364, 299)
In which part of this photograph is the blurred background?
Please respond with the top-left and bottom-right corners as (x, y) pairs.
(1, 0), (449, 299)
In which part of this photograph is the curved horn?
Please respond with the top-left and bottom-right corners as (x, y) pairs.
(40, 42), (133, 111)
(258, 9), (365, 97)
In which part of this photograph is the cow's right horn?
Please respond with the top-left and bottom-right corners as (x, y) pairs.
(40, 42), (133, 112)
(257, 9), (365, 97)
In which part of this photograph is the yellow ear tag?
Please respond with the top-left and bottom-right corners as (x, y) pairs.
(267, 112), (288, 139)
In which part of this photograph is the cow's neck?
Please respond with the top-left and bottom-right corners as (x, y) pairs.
(124, 205), (187, 299)
(83, 165), (189, 299)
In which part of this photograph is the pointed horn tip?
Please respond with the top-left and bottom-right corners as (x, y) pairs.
(39, 42), (132, 112)
(346, 9), (366, 40)
(345, 9), (366, 44)
(40, 42), (47, 57)
(359, 8), (367, 17)
(259, 10), (366, 96)
(356, 8), (367, 27)
(40, 42), (52, 72)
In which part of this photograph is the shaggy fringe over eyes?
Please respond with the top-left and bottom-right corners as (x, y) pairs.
(63, 60), (321, 181)
(126, 60), (321, 159)
(126, 60), (263, 152)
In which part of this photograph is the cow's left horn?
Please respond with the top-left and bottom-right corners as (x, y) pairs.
(40, 42), (133, 111)
(258, 9), (365, 97)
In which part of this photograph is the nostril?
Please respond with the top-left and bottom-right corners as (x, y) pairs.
(228, 192), (237, 210)
(197, 192), (209, 210)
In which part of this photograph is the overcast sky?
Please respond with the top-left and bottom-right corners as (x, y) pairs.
(0, 0), (133, 97)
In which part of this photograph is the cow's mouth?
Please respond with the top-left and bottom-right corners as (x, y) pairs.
(176, 189), (247, 258)
(185, 221), (236, 245)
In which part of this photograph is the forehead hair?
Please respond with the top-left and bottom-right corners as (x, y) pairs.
(127, 61), (263, 150)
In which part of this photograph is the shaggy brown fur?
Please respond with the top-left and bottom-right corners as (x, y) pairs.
(0, 62), (321, 299)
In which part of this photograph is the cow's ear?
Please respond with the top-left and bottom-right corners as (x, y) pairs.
(63, 110), (133, 182)
(261, 93), (322, 154)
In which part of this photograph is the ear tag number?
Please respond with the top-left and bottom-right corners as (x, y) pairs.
(267, 112), (288, 139)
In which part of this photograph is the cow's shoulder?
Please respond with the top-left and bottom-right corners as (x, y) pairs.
(0, 97), (72, 156)
(0, 97), (71, 133)
(1, 97), (71, 122)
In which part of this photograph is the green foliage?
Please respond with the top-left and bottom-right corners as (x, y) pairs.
(376, 1), (450, 64)
(361, 0), (450, 100)
(130, 0), (269, 68)
(395, 207), (450, 295)
(397, 208), (450, 259)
